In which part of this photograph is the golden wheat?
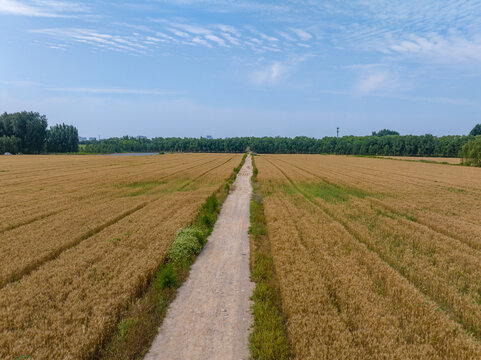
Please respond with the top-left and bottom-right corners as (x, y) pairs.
(0, 153), (240, 359)
(256, 154), (481, 359)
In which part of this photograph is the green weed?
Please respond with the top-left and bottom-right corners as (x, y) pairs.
(154, 263), (177, 290)
(121, 180), (165, 197)
(116, 318), (139, 343)
(296, 181), (371, 203)
(447, 187), (467, 193)
(168, 226), (205, 264)
(107, 237), (121, 244)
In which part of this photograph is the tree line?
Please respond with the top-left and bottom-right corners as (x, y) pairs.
(0, 112), (79, 154)
(82, 131), (479, 158)
(2, 110), (479, 161)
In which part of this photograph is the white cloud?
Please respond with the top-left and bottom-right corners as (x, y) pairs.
(191, 36), (211, 47)
(290, 28), (312, 41)
(155, 32), (177, 42)
(355, 70), (398, 94)
(246, 26), (279, 43)
(259, 33), (278, 42)
(220, 32), (240, 45)
(205, 34), (226, 46)
(251, 62), (287, 85)
(145, 36), (167, 43)
(168, 28), (190, 38)
(23, 4), (318, 55)
(173, 23), (211, 35)
(0, 0), (87, 17)
(215, 24), (240, 36)
(30, 28), (149, 54)
(278, 31), (295, 41)
(157, 0), (291, 15)
(389, 33), (481, 62)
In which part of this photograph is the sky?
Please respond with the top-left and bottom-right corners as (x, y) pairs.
(1, 0), (481, 138)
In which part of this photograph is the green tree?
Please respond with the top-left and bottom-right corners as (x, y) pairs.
(0, 136), (20, 154)
(47, 123), (79, 153)
(460, 137), (481, 166)
(372, 129), (400, 136)
(0, 111), (47, 153)
(469, 124), (481, 136)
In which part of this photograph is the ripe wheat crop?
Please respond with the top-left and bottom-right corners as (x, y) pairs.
(0, 153), (241, 359)
(255, 154), (481, 359)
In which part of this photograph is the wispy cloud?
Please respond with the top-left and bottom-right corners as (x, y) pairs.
(215, 24), (240, 36)
(191, 36), (211, 48)
(156, 0), (291, 15)
(250, 55), (310, 86)
(168, 28), (190, 38)
(347, 63), (402, 94)
(389, 33), (481, 62)
(278, 31), (295, 41)
(220, 32), (240, 46)
(205, 34), (226, 47)
(355, 70), (395, 93)
(0, 0), (88, 17)
(289, 28), (312, 41)
(251, 62), (287, 85)
(30, 28), (149, 54)
(328, 1), (481, 64)
(28, 13), (316, 55)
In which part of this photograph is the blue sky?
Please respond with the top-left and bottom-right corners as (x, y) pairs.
(1, 0), (481, 138)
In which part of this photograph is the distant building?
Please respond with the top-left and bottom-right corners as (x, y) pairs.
(78, 136), (87, 142)
(206, 135), (213, 140)
(88, 137), (96, 141)
(136, 135), (148, 139)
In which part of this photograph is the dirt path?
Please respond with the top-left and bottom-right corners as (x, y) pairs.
(144, 155), (254, 360)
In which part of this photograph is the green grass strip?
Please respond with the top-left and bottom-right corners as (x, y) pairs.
(249, 155), (291, 360)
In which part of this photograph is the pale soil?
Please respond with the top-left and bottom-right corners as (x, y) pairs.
(144, 155), (254, 360)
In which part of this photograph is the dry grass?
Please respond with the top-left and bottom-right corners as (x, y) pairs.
(255, 154), (481, 359)
(0, 153), (241, 359)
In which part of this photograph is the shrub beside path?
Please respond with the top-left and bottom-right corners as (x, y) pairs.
(144, 155), (254, 360)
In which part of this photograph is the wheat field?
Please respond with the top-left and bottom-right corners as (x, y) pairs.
(0, 153), (241, 359)
(256, 154), (481, 359)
